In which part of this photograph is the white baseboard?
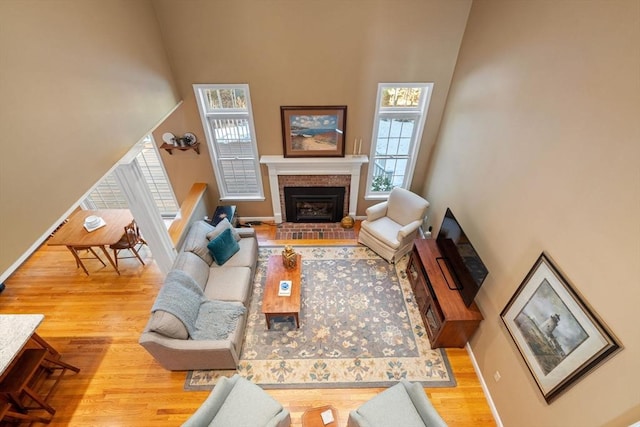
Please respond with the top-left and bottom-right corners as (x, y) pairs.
(465, 342), (504, 427)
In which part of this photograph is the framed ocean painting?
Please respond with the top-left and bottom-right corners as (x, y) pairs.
(280, 106), (346, 158)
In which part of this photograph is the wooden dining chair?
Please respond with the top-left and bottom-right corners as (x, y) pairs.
(109, 219), (147, 270)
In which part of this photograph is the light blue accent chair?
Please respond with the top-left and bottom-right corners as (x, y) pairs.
(182, 374), (291, 427)
(347, 379), (448, 427)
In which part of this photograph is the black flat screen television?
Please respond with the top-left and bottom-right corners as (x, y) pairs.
(436, 208), (489, 307)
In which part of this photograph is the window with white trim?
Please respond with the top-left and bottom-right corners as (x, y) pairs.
(193, 84), (264, 200)
(83, 135), (179, 217)
(365, 83), (433, 198)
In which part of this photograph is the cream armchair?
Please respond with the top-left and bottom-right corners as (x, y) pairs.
(358, 187), (429, 263)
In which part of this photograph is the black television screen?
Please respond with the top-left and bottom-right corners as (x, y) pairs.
(436, 208), (489, 307)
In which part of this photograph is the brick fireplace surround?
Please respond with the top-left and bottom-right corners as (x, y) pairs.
(260, 155), (369, 224)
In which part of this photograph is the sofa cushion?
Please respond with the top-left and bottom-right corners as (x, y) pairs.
(171, 251), (209, 289)
(210, 375), (284, 427)
(207, 228), (240, 266)
(206, 218), (241, 242)
(183, 220), (216, 265)
(147, 310), (188, 339)
(204, 267), (252, 306)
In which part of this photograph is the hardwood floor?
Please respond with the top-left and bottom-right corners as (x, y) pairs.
(1, 222), (496, 426)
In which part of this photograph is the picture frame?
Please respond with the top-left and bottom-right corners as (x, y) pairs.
(501, 253), (621, 403)
(280, 106), (347, 158)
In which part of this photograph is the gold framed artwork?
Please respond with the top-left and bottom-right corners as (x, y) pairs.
(280, 106), (347, 158)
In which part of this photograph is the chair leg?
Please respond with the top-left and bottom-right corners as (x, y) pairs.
(113, 249), (119, 270)
(21, 386), (56, 415)
(44, 356), (80, 374)
(130, 246), (145, 266)
(2, 404), (52, 424)
(88, 248), (106, 267)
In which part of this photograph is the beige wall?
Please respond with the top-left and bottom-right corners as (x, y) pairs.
(152, 0), (472, 216)
(0, 0), (179, 275)
(425, 1), (640, 425)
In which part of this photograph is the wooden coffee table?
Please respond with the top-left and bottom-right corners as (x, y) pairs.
(262, 254), (302, 329)
(301, 405), (338, 427)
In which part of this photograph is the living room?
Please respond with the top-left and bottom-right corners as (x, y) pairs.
(1, 1), (638, 426)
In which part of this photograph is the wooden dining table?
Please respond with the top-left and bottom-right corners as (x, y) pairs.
(48, 209), (133, 275)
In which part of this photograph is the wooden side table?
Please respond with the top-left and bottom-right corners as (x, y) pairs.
(301, 405), (338, 427)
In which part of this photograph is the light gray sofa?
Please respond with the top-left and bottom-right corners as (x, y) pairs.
(139, 219), (258, 371)
(348, 379), (448, 427)
(182, 374), (291, 427)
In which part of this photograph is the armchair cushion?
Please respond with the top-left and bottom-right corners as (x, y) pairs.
(361, 217), (404, 248)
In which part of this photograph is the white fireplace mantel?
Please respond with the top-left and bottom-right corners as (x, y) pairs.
(260, 155), (369, 223)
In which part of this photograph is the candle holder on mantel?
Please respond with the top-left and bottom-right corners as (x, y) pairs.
(282, 245), (297, 269)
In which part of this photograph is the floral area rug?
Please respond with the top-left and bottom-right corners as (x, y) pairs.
(185, 245), (456, 389)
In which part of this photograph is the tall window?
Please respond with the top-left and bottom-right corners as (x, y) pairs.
(193, 84), (264, 200)
(83, 135), (179, 217)
(365, 83), (433, 198)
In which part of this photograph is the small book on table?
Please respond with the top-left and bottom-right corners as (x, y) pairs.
(278, 280), (292, 296)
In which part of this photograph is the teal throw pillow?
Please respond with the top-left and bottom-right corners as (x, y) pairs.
(207, 228), (240, 265)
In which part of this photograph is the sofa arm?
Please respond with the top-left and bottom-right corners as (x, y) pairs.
(365, 201), (388, 222)
(139, 331), (240, 371)
(235, 227), (256, 238)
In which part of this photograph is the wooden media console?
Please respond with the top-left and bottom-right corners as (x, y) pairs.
(407, 239), (484, 348)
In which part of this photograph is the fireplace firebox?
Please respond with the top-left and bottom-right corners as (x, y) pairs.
(284, 187), (345, 223)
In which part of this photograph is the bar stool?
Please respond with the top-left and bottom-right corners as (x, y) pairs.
(1, 397), (51, 424)
(0, 348), (55, 423)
